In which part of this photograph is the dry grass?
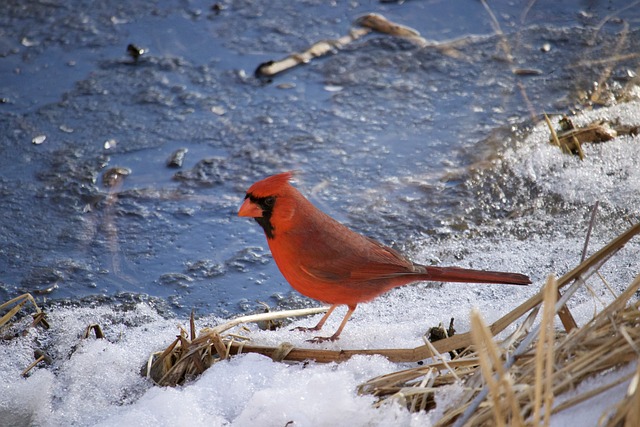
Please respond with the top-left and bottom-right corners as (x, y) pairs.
(544, 114), (637, 160)
(0, 293), (51, 376)
(0, 293), (49, 336)
(142, 307), (328, 385)
(355, 272), (640, 426)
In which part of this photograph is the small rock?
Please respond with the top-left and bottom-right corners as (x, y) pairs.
(32, 135), (46, 145)
(167, 148), (188, 168)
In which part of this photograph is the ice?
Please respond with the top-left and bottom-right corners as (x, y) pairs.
(505, 101), (640, 208)
(2, 101), (640, 426)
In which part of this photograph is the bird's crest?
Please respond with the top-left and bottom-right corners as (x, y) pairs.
(246, 171), (295, 197)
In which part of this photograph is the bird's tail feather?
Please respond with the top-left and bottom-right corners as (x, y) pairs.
(420, 266), (531, 285)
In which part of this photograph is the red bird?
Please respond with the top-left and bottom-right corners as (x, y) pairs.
(239, 171), (530, 342)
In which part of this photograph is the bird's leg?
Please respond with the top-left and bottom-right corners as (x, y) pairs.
(292, 304), (337, 332)
(308, 304), (357, 343)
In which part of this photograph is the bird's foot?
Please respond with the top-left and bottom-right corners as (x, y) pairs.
(292, 326), (339, 342)
(306, 335), (339, 344)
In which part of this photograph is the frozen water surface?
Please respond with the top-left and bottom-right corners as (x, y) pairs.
(1, 0), (640, 425)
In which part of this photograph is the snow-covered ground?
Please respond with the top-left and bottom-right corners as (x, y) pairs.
(2, 101), (639, 426)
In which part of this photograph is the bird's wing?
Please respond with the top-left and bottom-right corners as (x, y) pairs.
(298, 236), (416, 283)
(350, 237), (418, 279)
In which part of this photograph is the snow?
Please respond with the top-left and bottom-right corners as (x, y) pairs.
(505, 101), (640, 208)
(2, 101), (640, 426)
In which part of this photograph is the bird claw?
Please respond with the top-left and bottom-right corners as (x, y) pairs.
(306, 335), (339, 343)
(291, 326), (339, 342)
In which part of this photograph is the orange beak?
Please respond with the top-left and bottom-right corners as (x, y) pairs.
(238, 198), (263, 218)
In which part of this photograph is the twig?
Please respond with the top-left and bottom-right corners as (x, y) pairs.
(588, 0), (640, 44)
(255, 13), (425, 78)
(581, 201), (600, 263)
(208, 306), (328, 335)
(480, 0), (513, 62)
(590, 21), (629, 104)
(557, 201), (600, 332)
(544, 113), (563, 149)
(519, 0), (538, 24)
(255, 27), (371, 78)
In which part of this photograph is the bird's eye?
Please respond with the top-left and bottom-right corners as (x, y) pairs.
(263, 196), (275, 207)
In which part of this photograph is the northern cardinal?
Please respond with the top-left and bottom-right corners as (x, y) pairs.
(239, 171), (530, 342)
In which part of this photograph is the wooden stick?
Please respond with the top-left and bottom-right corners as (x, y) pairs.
(556, 201), (600, 333)
(255, 28), (371, 78)
(207, 307), (328, 335)
(255, 13), (425, 78)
